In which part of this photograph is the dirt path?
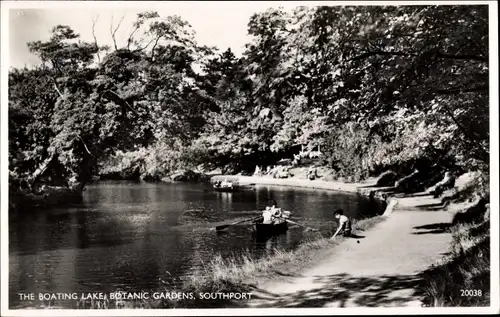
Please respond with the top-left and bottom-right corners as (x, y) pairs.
(245, 193), (456, 308)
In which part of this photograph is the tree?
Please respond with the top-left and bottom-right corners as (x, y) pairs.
(9, 6), (489, 191)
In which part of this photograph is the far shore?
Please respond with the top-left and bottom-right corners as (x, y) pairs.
(210, 173), (392, 199)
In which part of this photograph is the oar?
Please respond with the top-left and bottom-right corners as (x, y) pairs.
(285, 219), (319, 232)
(215, 216), (262, 232)
(228, 210), (262, 215)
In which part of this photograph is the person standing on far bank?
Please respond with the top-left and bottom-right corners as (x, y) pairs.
(331, 209), (351, 239)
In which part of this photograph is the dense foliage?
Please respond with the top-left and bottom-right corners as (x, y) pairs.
(9, 5), (489, 192)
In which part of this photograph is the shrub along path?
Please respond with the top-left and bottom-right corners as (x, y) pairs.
(244, 189), (471, 308)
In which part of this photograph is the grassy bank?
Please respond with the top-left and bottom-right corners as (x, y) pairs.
(422, 195), (491, 307)
(175, 215), (387, 308)
(421, 217), (490, 307)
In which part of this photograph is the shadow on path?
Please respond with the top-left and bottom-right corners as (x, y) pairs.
(414, 202), (449, 211)
(412, 222), (452, 235)
(247, 273), (425, 307)
(412, 229), (449, 235)
(406, 192), (432, 198)
(414, 223), (452, 230)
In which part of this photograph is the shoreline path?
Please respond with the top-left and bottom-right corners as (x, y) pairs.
(245, 193), (454, 307)
(221, 175), (467, 308)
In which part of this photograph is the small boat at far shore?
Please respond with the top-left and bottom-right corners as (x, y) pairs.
(213, 179), (237, 192)
(213, 184), (236, 192)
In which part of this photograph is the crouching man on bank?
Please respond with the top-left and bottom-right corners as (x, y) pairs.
(330, 209), (352, 239)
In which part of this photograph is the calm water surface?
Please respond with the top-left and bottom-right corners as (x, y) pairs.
(9, 181), (385, 308)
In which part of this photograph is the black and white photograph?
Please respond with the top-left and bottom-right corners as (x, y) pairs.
(1, 0), (498, 315)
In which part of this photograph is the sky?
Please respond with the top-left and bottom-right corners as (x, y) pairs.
(7, 1), (310, 69)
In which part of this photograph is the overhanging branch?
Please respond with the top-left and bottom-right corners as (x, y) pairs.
(436, 85), (488, 95)
(436, 52), (487, 63)
(78, 135), (95, 157)
(349, 50), (487, 63)
(101, 90), (140, 116)
(349, 51), (414, 61)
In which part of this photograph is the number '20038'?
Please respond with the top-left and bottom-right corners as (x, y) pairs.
(460, 289), (482, 297)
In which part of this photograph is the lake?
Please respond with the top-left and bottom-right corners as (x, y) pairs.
(9, 181), (385, 308)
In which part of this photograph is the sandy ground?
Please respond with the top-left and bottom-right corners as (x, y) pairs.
(215, 174), (380, 194)
(243, 192), (456, 308)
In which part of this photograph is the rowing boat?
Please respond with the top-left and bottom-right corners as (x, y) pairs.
(252, 219), (288, 237)
(213, 179), (236, 192)
(213, 184), (236, 192)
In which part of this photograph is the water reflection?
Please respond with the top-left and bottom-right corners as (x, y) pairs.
(9, 181), (385, 308)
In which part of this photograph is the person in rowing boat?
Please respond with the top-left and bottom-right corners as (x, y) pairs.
(330, 209), (351, 239)
(262, 200), (283, 224)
